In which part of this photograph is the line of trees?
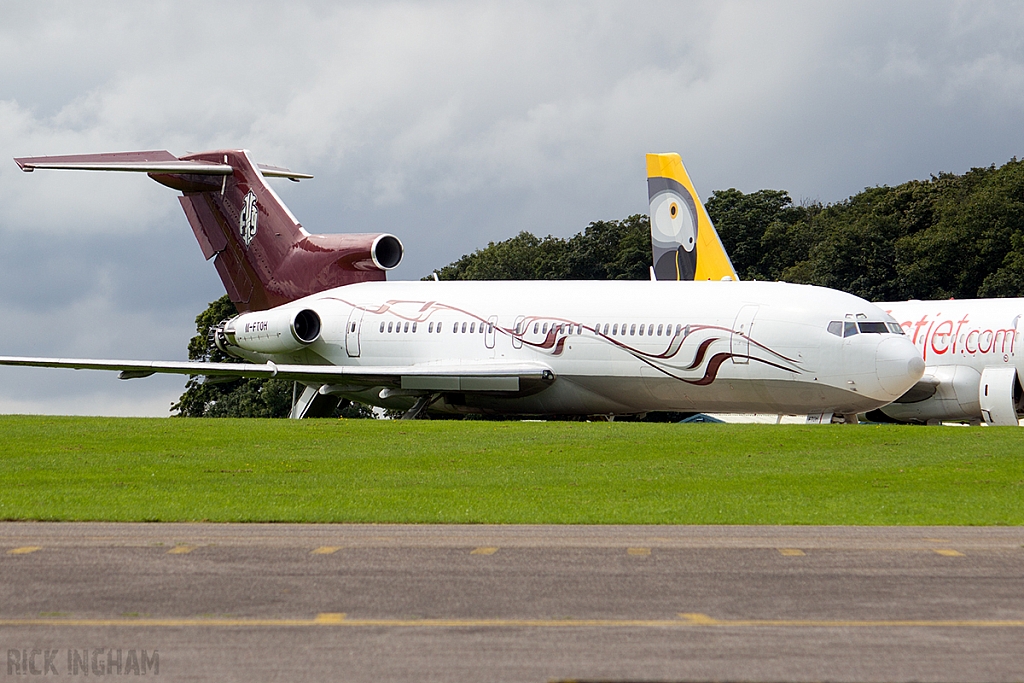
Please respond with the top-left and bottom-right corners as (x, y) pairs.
(174, 157), (1024, 416)
(710, 158), (1024, 301)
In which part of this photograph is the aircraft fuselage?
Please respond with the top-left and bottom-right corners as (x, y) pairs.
(234, 279), (925, 417)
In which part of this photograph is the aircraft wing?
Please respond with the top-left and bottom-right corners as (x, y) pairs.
(892, 375), (940, 404)
(0, 356), (554, 392)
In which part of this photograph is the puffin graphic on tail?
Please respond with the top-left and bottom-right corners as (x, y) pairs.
(647, 153), (738, 281)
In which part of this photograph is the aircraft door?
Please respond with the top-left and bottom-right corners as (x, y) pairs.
(345, 307), (365, 358)
(979, 366), (1020, 425)
(485, 316), (498, 350)
(731, 305), (759, 364)
(512, 316), (525, 349)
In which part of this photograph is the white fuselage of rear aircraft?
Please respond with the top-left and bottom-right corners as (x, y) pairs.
(227, 279), (925, 417)
(879, 299), (1024, 424)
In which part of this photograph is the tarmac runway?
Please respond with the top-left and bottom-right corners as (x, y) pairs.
(2, 523), (1024, 682)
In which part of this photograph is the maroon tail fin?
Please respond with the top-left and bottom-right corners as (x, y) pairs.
(14, 150), (403, 312)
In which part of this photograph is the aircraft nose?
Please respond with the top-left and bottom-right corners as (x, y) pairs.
(875, 337), (925, 397)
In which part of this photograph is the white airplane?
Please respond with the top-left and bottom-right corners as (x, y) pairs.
(0, 150), (923, 420)
(646, 153), (1024, 425)
(870, 300), (1023, 425)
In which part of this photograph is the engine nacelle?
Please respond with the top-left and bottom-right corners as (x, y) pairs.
(220, 308), (322, 355)
(300, 232), (404, 272)
(878, 364), (1023, 425)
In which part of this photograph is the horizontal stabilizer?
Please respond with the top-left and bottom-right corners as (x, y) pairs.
(257, 164), (314, 180)
(15, 151), (232, 175)
(14, 151), (312, 180)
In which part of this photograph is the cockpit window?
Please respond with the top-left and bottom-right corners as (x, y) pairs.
(887, 322), (905, 334)
(857, 322), (889, 334)
(843, 321), (858, 337)
(827, 321), (843, 337)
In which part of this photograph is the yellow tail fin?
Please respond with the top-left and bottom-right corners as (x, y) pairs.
(646, 153), (738, 281)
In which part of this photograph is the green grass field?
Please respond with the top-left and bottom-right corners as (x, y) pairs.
(0, 415), (1021, 524)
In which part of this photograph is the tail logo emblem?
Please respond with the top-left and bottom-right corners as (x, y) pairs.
(240, 190), (258, 248)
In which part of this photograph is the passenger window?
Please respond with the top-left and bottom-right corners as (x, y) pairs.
(657, 324), (663, 336)
(858, 322), (888, 334)
(603, 324), (609, 335)
(380, 322), (385, 333)
(612, 324), (618, 335)
(639, 324), (645, 336)
(827, 321), (842, 337)
(412, 322), (417, 333)
(648, 324), (654, 336)
(630, 324), (636, 336)
(843, 322), (858, 337)
(437, 323), (443, 333)
(461, 322), (467, 333)
(404, 322), (410, 333)
(542, 323), (549, 334)
(676, 324), (683, 335)
(428, 322), (434, 333)
(470, 322), (475, 334)
(388, 322), (393, 333)
(533, 323), (539, 334)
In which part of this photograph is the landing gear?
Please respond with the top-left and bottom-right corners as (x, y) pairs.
(289, 383), (342, 419)
(401, 393), (441, 420)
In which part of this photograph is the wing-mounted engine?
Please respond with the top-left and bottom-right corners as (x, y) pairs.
(876, 365), (1023, 425)
(215, 308), (322, 356)
(979, 367), (1023, 425)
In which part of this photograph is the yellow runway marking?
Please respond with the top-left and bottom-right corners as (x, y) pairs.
(778, 548), (805, 556)
(311, 546), (341, 555)
(933, 549), (964, 557)
(627, 548), (651, 556)
(0, 613), (1023, 629)
(314, 613), (346, 623)
(675, 613), (1023, 628)
(166, 546), (193, 554)
(7, 547), (41, 555)
(470, 547), (498, 555)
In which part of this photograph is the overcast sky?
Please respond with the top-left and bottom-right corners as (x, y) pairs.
(2, 1), (1024, 416)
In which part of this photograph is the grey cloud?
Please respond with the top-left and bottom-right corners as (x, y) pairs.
(3, 1), (1024, 415)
